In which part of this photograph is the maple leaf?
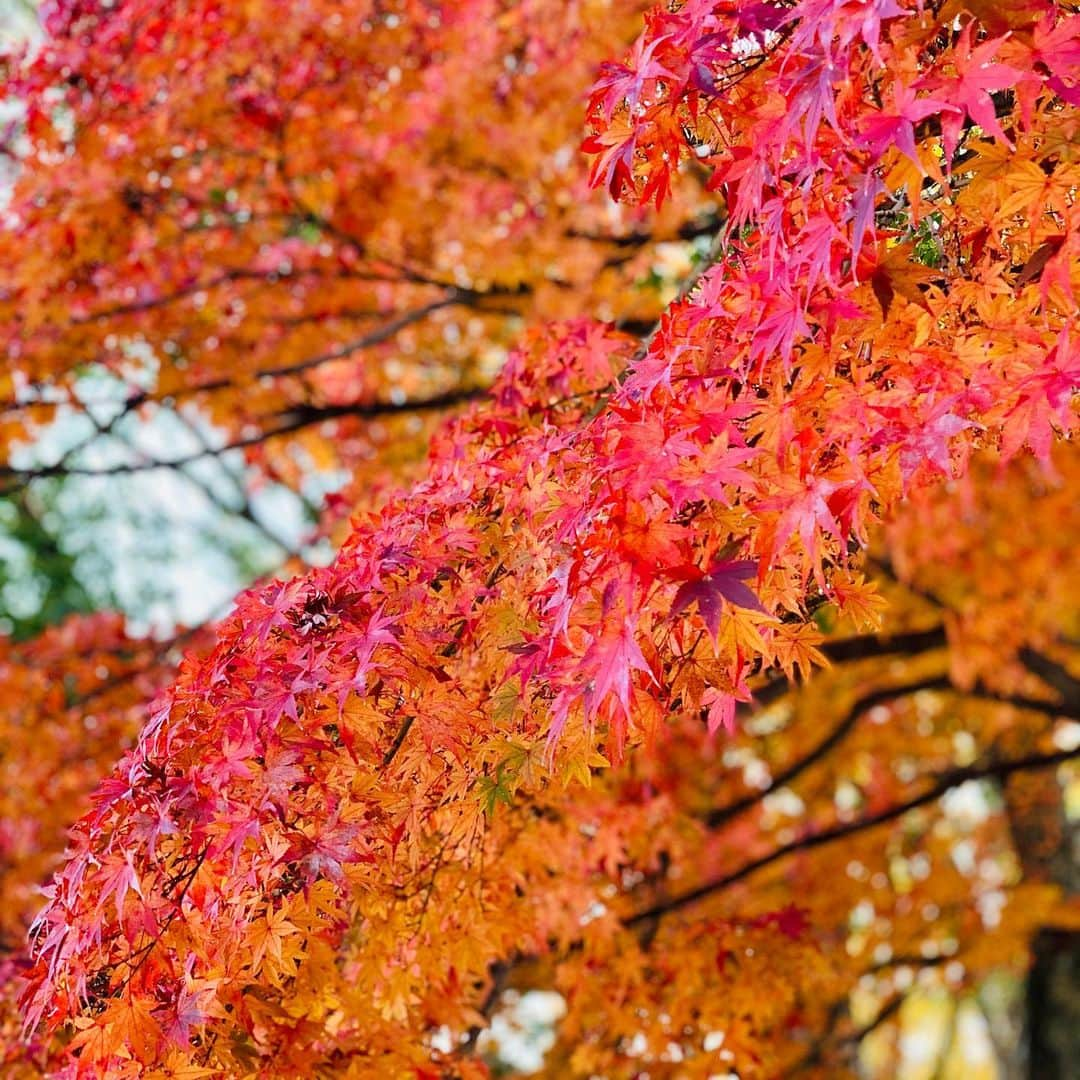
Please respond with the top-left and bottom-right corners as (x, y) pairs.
(613, 501), (687, 583)
(701, 682), (753, 736)
(750, 283), (813, 369)
(758, 475), (846, 564)
(671, 560), (767, 640)
(97, 853), (143, 922)
(1014, 234), (1066, 289)
(248, 906), (301, 971)
(856, 80), (956, 167)
(932, 26), (1024, 159)
(259, 745), (306, 806)
(898, 404), (979, 481)
(753, 904), (810, 940)
(869, 242), (943, 318)
(166, 964), (226, 1047)
(478, 763), (517, 817)
(849, 170), (886, 260)
(581, 607), (654, 731)
(582, 119), (638, 201)
(1031, 14), (1080, 106)
(589, 33), (677, 120)
(1001, 325), (1080, 463)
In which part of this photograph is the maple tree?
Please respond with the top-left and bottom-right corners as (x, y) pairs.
(0, 0), (1077, 1077)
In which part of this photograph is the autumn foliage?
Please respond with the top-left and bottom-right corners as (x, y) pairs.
(0, 0), (1078, 1077)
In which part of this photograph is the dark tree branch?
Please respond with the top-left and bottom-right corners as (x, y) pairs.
(1019, 648), (1080, 709)
(381, 715), (416, 769)
(0, 281), (518, 418)
(118, 410), (305, 559)
(64, 266), (396, 324)
(823, 625), (947, 663)
(629, 746), (1080, 929)
(461, 747), (1075, 1056)
(863, 559), (1080, 709)
(252, 297), (462, 380)
(750, 624), (948, 709)
(707, 674), (951, 828)
(713, 672), (1079, 830)
(566, 213), (723, 248)
(789, 990), (909, 1074)
(0, 387), (484, 486)
(461, 959), (512, 1053)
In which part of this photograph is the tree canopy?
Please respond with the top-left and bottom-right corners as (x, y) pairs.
(0, 0), (1077, 1076)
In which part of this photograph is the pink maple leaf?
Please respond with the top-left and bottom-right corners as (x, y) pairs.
(584, 615), (653, 723)
(589, 33), (677, 120)
(857, 80), (957, 166)
(932, 26), (1024, 159)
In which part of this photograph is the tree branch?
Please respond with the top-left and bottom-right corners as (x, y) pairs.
(630, 746), (1080, 928)
(253, 297), (462, 380)
(565, 213), (723, 248)
(707, 674), (951, 828)
(790, 991), (907, 1074)
(822, 625), (947, 663)
(1019, 648), (1080, 709)
(751, 624), (949, 708)
(1, 285), (509, 418)
(0, 387), (484, 486)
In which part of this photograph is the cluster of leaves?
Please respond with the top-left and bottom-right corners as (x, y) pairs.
(0, 0), (1075, 1076)
(0, 0), (706, 503)
(0, 614), (204, 1072)
(2, 450), (1077, 1077)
